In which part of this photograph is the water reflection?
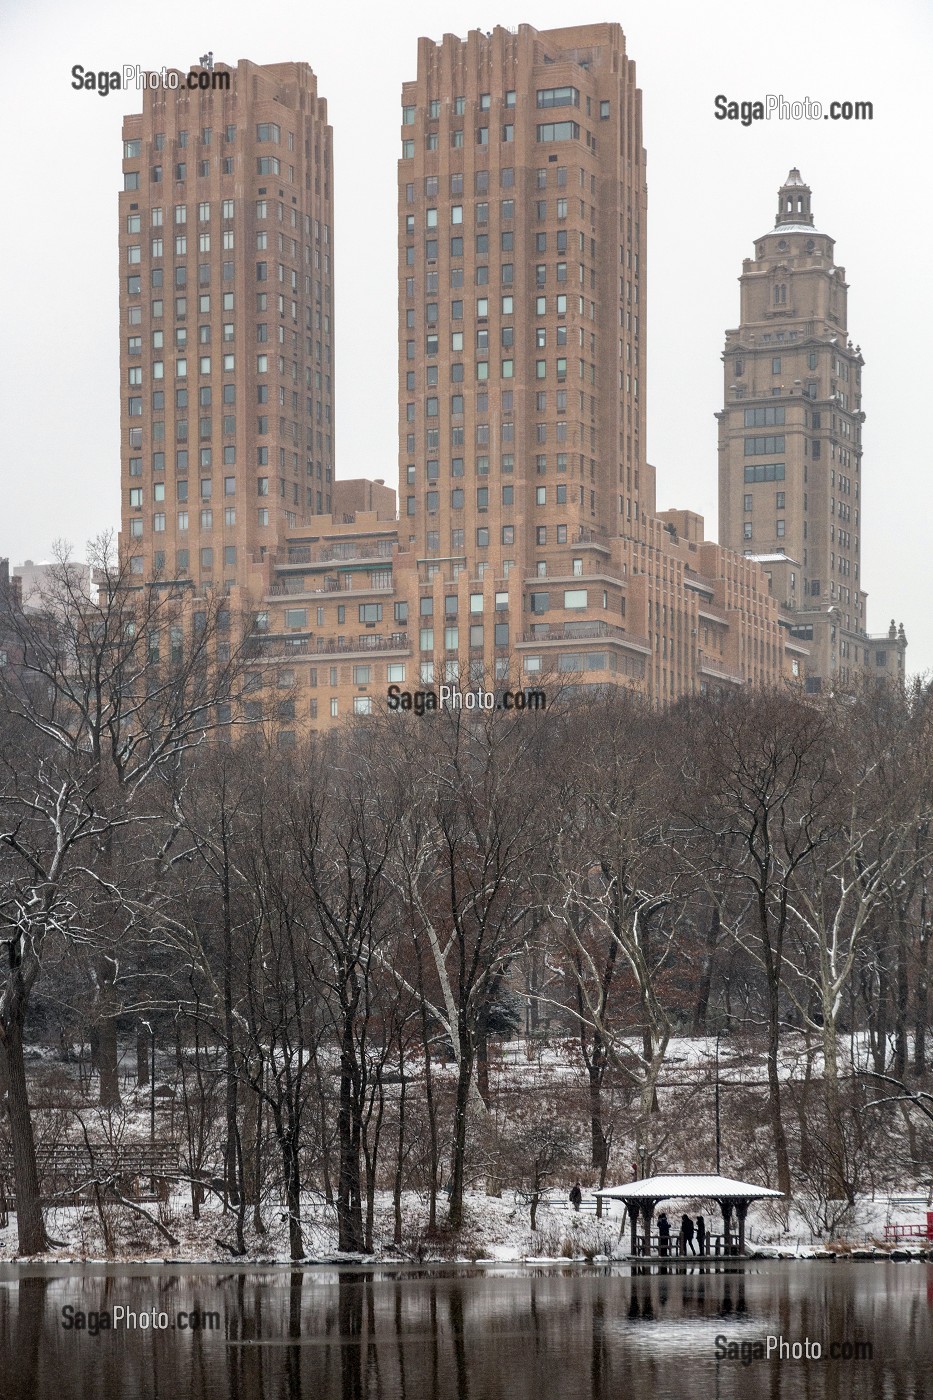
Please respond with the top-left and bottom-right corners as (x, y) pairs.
(0, 1261), (929, 1400)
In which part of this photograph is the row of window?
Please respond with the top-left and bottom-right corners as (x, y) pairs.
(126, 202), (325, 242)
(130, 475), (238, 505)
(129, 232), (236, 258)
(406, 169), (583, 203)
(418, 625), (510, 651)
(745, 435), (785, 456)
(743, 462), (786, 483)
(403, 93), (517, 123)
(416, 524), (582, 550)
(127, 267), (236, 292)
(743, 406), (785, 427)
(418, 483), (573, 510)
(407, 294), (576, 324)
(124, 125), (282, 157)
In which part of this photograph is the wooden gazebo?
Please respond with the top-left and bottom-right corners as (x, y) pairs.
(596, 1173), (784, 1257)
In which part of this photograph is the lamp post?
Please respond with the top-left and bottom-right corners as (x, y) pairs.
(715, 1028), (722, 1175)
(142, 1020), (155, 1146)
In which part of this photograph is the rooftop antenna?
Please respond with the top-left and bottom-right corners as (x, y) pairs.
(199, 51), (214, 70)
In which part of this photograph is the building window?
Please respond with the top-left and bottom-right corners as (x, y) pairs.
(536, 121), (581, 143)
(536, 86), (581, 109)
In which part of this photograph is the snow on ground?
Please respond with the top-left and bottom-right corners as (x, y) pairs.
(4, 1033), (930, 1263)
(2, 1186), (930, 1265)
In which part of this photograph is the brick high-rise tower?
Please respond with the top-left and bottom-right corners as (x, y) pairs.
(118, 60), (335, 591)
(717, 169), (906, 689)
(397, 24), (648, 686)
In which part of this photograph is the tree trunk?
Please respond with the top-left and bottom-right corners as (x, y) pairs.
(221, 818), (241, 1209)
(759, 904), (792, 1198)
(252, 1084), (265, 1235)
(448, 1045), (474, 1230)
(283, 1129), (304, 1262)
(419, 1000), (439, 1232)
(588, 1054), (607, 1172)
(393, 1059), (406, 1248)
(914, 916), (929, 1077)
(476, 1019), (490, 1107)
(765, 979), (792, 1198)
(691, 906), (720, 1035)
(822, 1021), (847, 1201)
(97, 1013), (121, 1109)
(363, 1076), (386, 1255)
(1, 1013), (49, 1254)
(337, 1018), (364, 1253)
(894, 930), (909, 1081)
(223, 1043), (241, 1208)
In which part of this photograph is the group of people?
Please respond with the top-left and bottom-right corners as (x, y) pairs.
(656, 1212), (707, 1256)
(566, 1185), (711, 1257)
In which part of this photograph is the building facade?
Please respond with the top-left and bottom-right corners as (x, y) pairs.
(396, 23), (648, 689)
(118, 59), (336, 592)
(116, 37), (859, 737)
(717, 169), (906, 689)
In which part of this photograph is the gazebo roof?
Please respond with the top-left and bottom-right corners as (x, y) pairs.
(596, 1173), (784, 1202)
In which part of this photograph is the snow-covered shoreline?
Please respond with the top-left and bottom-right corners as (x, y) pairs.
(3, 1186), (930, 1267)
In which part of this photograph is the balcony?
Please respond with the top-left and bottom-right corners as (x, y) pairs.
(268, 576), (393, 597)
(282, 541), (395, 568)
(518, 620), (651, 654)
(572, 527), (609, 549)
(253, 632), (409, 659)
(698, 657), (744, 685)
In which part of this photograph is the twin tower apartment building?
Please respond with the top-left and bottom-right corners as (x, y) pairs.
(118, 24), (906, 735)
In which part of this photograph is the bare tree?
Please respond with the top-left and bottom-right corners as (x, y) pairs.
(676, 688), (840, 1198)
(540, 693), (682, 1180)
(0, 539), (243, 1253)
(383, 706), (547, 1229)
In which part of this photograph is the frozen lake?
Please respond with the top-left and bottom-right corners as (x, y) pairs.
(0, 1259), (930, 1399)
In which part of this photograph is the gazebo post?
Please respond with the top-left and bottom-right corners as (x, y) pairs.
(640, 1201), (654, 1256)
(736, 1200), (748, 1255)
(720, 1200), (733, 1255)
(627, 1199), (639, 1257)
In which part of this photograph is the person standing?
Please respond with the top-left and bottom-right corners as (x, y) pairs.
(569, 1181), (583, 1212)
(657, 1211), (671, 1256)
(681, 1214), (696, 1254)
(696, 1215), (707, 1255)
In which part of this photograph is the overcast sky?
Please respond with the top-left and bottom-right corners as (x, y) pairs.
(1, 0), (930, 673)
